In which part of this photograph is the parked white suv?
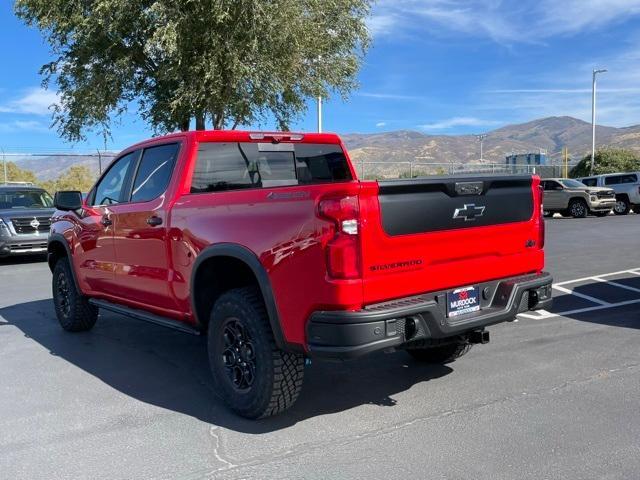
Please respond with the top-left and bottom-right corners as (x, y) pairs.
(577, 172), (640, 215)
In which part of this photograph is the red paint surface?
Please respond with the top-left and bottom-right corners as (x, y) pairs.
(51, 130), (545, 349)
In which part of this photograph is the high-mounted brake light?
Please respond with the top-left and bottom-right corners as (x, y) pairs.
(318, 196), (361, 279)
(249, 132), (304, 142)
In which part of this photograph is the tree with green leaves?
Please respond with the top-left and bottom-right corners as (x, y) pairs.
(40, 165), (96, 194)
(570, 148), (640, 177)
(3, 161), (38, 184)
(15, 0), (371, 141)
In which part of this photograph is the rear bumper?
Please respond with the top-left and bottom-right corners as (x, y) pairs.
(307, 271), (553, 359)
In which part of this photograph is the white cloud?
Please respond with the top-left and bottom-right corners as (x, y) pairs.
(375, 121), (387, 127)
(0, 120), (49, 133)
(370, 0), (640, 43)
(357, 92), (426, 100)
(418, 116), (502, 130)
(0, 88), (59, 115)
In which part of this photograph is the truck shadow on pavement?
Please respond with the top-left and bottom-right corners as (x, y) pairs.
(0, 299), (453, 433)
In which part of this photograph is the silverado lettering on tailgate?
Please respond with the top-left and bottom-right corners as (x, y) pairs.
(370, 259), (423, 272)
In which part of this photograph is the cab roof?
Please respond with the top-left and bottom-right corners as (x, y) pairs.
(124, 130), (344, 152)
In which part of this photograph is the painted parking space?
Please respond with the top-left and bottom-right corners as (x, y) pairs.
(519, 268), (640, 320)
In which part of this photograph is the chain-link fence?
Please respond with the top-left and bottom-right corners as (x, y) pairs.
(355, 161), (579, 180)
(1, 151), (117, 184)
(2, 151), (578, 185)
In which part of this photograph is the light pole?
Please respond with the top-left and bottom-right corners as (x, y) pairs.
(317, 96), (323, 133)
(476, 134), (487, 162)
(591, 68), (607, 175)
(2, 148), (6, 185)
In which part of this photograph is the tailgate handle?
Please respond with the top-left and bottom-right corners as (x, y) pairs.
(455, 182), (484, 195)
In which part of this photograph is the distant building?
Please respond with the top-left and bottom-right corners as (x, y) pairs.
(505, 151), (547, 166)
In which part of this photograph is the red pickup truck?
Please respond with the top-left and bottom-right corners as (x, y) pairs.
(48, 130), (552, 418)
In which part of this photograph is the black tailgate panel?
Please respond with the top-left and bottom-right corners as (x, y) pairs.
(378, 176), (534, 236)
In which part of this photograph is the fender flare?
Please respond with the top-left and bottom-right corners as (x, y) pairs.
(190, 243), (300, 353)
(47, 233), (81, 292)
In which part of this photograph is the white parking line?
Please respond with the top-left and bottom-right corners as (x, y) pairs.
(555, 268), (640, 286)
(592, 276), (640, 294)
(520, 298), (640, 320)
(518, 267), (640, 320)
(552, 284), (610, 305)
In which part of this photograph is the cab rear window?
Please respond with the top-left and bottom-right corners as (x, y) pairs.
(190, 142), (352, 193)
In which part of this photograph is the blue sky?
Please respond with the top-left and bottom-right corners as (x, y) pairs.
(2, 0), (640, 152)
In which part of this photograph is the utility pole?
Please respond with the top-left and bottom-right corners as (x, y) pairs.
(317, 96), (323, 133)
(476, 134), (487, 162)
(591, 68), (607, 175)
(562, 147), (569, 178)
(96, 149), (103, 176)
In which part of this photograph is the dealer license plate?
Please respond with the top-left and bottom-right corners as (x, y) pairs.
(446, 286), (480, 317)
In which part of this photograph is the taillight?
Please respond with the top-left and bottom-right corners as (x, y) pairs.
(538, 185), (545, 248)
(318, 196), (361, 279)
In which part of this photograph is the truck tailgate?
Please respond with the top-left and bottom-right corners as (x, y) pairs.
(359, 175), (544, 305)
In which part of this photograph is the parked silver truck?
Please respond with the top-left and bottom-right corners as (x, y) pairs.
(577, 172), (640, 215)
(542, 178), (616, 218)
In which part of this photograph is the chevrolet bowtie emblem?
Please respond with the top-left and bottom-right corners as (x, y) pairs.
(453, 204), (485, 221)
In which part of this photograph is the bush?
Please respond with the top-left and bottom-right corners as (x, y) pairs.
(570, 148), (640, 177)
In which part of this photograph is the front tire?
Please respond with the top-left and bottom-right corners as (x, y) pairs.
(614, 197), (630, 215)
(406, 340), (472, 364)
(568, 199), (588, 218)
(52, 259), (98, 332)
(207, 287), (304, 419)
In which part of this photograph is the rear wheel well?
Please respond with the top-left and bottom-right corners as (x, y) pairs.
(47, 241), (68, 272)
(192, 256), (262, 331)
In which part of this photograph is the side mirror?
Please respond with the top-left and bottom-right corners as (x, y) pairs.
(54, 191), (83, 211)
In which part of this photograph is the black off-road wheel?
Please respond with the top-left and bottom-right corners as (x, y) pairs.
(208, 287), (304, 419)
(406, 340), (472, 364)
(52, 259), (98, 332)
(568, 199), (588, 218)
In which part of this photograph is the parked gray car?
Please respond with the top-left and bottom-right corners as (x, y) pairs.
(0, 185), (55, 257)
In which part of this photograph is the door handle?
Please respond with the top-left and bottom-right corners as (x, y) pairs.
(101, 216), (113, 227)
(147, 216), (163, 226)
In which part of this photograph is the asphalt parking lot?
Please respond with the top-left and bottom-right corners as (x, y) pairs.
(1, 215), (639, 480)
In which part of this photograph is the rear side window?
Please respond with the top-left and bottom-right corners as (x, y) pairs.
(603, 174), (637, 185)
(131, 143), (179, 203)
(190, 142), (351, 193)
(604, 176), (621, 185)
(581, 178), (597, 187)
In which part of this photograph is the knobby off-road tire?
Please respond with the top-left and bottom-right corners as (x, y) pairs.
(208, 287), (304, 419)
(407, 341), (472, 364)
(52, 259), (98, 332)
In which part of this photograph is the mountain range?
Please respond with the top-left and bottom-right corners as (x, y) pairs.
(14, 116), (640, 181)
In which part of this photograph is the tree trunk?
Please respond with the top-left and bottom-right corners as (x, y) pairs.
(195, 113), (205, 130)
(179, 117), (190, 131)
(213, 113), (225, 130)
